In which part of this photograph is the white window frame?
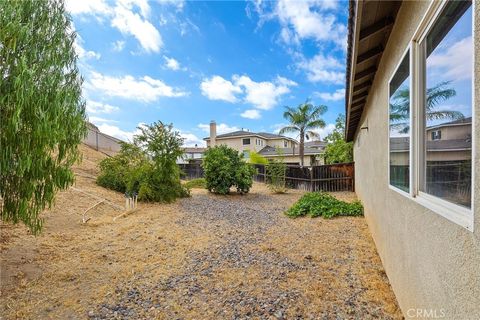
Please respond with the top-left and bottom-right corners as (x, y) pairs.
(387, 46), (413, 198)
(387, 0), (475, 231)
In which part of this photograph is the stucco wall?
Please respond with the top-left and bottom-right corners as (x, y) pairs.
(83, 126), (122, 155)
(353, 1), (480, 318)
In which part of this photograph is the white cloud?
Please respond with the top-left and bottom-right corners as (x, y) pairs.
(111, 3), (162, 53)
(88, 116), (118, 124)
(198, 123), (240, 135)
(87, 117), (143, 142)
(65, 0), (111, 16)
(428, 36), (473, 82)
(200, 76), (242, 103)
(74, 34), (101, 60)
(272, 122), (334, 140)
(67, 0), (163, 53)
(296, 53), (344, 84)
(234, 75), (297, 110)
(96, 123), (137, 141)
(163, 56), (182, 71)
(201, 74), (296, 110)
(85, 100), (120, 114)
(86, 72), (188, 102)
(315, 88), (345, 101)
(253, 0), (347, 49)
(241, 109), (262, 119)
(179, 132), (206, 147)
(312, 123), (336, 140)
(112, 40), (126, 52)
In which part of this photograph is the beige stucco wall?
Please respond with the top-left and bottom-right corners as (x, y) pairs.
(353, 1), (480, 319)
(83, 126), (121, 155)
(207, 136), (266, 152)
(426, 124), (471, 141)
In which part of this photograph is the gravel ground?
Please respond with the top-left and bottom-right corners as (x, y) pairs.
(86, 186), (402, 320)
(0, 145), (402, 319)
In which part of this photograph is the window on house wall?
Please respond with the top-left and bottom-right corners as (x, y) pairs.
(431, 130), (441, 141)
(284, 140), (288, 147)
(420, 1), (472, 209)
(389, 51), (410, 193)
(242, 138), (250, 145)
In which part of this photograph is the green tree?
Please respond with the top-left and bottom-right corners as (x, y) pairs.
(202, 145), (256, 195)
(133, 122), (189, 202)
(390, 81), (463, 133)
(279, 100), (327, 166)
(0, 0), (86, 234)
(324, 114), (353, 164)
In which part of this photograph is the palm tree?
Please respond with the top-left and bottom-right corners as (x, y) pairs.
(390, 81), (464, 133)
(279, 100), (327, 166)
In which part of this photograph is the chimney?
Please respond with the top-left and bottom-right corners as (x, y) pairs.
(209, 120), (217, 147)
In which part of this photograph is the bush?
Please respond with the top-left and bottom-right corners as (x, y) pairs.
(97, 143), (146, 193)
(202, 145), (256, 194)
(266, 158), (287, 194)
(97, 122), (189, 203)
(249, 151), (269, 165)
(183, 178), (206, 189)
(285, 192), (363, 219)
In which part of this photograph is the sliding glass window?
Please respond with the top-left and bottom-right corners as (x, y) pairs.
(421, 1), (472, 208)
(389, 51), (410, 193)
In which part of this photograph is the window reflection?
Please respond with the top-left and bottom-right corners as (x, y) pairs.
(422, 1), (472, 208)
(389, 52), (410, 192)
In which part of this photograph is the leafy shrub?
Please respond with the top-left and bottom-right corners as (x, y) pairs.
(97, 122), (189, 203)
(202, 145), (256, 194)
(183, 178), (206, 189)
(285, 192), (363, 219)
(249, 151), (269, 165)
(266, 157), (287, 194)
(97, 143), (145, 193)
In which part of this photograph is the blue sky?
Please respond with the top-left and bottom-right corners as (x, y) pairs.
(67, 0), (349, 146)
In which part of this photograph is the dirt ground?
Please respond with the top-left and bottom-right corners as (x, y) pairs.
(0, 144), (402, 319)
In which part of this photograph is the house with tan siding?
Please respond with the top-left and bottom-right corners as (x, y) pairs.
(345, 0), (479, 318)
(204, 121), (325, 166)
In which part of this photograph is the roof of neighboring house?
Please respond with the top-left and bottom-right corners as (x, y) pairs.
(426, 117), (472, 130)
(183, 147), (206, 153)
(258, 146), (323, 156)
(204, 130), (297, 142)
(304, 140), (327, 149)
(344, 0), (402, 142)
(390, 137), (471, 152)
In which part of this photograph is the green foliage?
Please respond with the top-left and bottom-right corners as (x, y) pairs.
(249, 151), (269, 165)
(134, 122), (189, 202)
(202, 145), (256, 195)
(285, 192), (363, 219)
(324, 114), (353, 164)
(390, 81), (463, 133)
(183, 178), (206, 189)
(97, 122), (189, 203)
(97, 143), (146, 193)
(0, 0), (87, 234)
(266, 153), (287, 193)
(279, 100), (328, 166)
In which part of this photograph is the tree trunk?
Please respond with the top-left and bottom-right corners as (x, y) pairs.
(299, 131), (305, 167)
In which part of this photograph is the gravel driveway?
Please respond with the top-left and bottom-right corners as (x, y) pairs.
(1, 177), (402, 319)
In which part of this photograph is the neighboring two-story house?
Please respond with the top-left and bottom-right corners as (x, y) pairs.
(204, 121), (324, 166)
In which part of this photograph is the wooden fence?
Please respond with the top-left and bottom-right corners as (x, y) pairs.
(179, 162), (355, 192)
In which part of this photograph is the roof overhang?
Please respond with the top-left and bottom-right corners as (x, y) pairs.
(345, 0), (402, 142)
